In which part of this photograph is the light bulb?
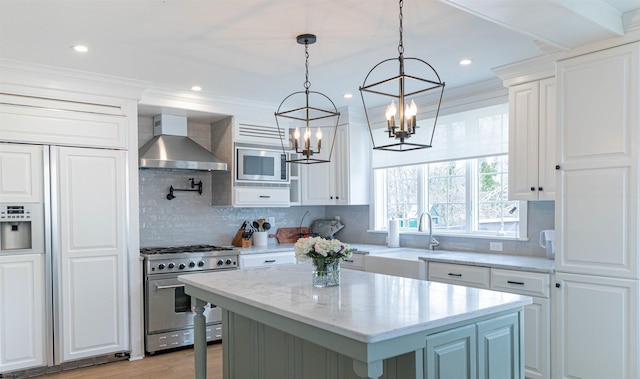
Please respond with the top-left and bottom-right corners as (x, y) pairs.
(316, 127), (322, 140)
(294, 127), (300, 139)
(385, 100), (397, 120)
(406, 100), (417, 118)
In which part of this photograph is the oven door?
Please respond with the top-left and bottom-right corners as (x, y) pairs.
(145, 273), (222, 334)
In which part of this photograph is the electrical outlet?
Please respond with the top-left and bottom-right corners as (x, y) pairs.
(268, 217), (275, 225)
(335, 216), (340, 221)
(489, 242), (503, 251)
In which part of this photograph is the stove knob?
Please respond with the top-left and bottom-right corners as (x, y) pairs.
(217, 259), (224, 266)
(178, 263), (186, 270)
(197, 261), (205, 267)
(225, 259), (233, 265)
(168, 262), (175, 269)
(158, 263), (166, 270)
(189, 261), (196, 268)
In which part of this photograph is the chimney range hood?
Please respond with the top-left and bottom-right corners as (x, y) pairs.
(139, 114), (228, 171)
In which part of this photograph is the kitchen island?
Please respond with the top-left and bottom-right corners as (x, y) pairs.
(180, 263), (531, 379)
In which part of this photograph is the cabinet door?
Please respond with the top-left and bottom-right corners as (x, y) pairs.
(425, 324), (476, 379)
(0, 254), (46, 372)
(301, 126), (335, 205)
(523, 298), (550, 379)
(477, 312), (520, 379)
(537, 77), (556, 200)
(53, 147), (129, 363)
(508, 81), (540, 200)
(333, 124), (349, 206)
(0, 143), (43, 203)
(553, 273), (638, 379)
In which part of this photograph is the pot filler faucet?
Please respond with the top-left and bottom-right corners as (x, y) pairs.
(418, 212), (440, 250)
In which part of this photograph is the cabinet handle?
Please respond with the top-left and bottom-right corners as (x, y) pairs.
(555, 165), (561, 170)
(264, 259), (276, 263)
(507, 280), (525, 286)
(259, 195), (271, 198)
(155, 284), (185, 290)
(447, 273), (462, 277)
(530, 187), (535, 191)
(538, 187), (543, 191)
(344, 259), (354, 263)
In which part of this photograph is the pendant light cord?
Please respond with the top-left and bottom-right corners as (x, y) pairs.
(304, 42), (311, 90)
(398, 0), (404, 56)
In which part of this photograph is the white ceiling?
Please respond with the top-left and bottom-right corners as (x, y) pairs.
(1, 0), (638, 113)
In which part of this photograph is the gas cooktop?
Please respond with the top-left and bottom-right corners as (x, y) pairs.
(140, 244), (235, 255)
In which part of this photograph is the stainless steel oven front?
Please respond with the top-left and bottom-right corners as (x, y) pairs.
(142, 248), (238, 354)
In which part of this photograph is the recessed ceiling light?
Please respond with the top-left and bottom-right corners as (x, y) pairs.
(343, 93), (353, 99)
(72, 45), (88, 53)
(459, 59), (472, 65)
(191, 86), (202, 92)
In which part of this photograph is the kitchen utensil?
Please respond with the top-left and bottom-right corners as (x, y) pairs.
(262, 222), (271, 231)
(252, 220), (260, 230)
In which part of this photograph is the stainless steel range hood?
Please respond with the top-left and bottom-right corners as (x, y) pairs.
(139, 114), (228, 171)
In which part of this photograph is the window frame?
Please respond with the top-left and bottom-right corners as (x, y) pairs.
(372, 156), (528, 240)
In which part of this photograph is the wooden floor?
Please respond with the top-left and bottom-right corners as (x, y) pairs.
(39, 344), (222, 379)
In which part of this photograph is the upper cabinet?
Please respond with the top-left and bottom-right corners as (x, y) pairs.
(301, 107), (370, 206)
(508, 77), (556, 201)
(0, 143), (44, 203)
(555, 42), (639, 279)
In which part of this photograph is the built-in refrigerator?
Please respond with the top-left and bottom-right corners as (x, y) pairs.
(0, 142), (129, 375)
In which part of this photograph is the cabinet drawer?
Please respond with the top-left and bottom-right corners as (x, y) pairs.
(240, 251), (296, 269)
(234, 187), (289, 207)
(491, 269), (550, 298)
(341, 253), (365, 270)
(428, 262), (490, 289)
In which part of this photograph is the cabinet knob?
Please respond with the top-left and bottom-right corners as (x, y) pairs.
(538, 187), (543, 191)
(555, 165), (561, 170)
(530, 187), (535, 191)
(555, 283), (561, 288)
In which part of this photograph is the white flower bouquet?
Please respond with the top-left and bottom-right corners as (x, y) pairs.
(294, 236), (354, 264)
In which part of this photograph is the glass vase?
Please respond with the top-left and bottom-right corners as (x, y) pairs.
(312, 259), (340, 287)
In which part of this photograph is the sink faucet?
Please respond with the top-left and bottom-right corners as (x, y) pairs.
(418, 212), (440, 250)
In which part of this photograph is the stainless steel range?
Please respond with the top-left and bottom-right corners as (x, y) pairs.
(141, 245), (238, 354)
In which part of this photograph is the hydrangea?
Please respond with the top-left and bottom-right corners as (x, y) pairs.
(294, 236), (354, 263)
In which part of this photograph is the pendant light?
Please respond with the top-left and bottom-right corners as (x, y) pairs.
(275, 34), (340, 164)
(359, 0), (445, 152)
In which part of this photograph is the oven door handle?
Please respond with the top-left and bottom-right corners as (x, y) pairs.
(155, 284), (185, 290)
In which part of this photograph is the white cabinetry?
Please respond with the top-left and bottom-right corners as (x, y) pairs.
(54, 146), (129, 362)
(0, 143), (43, 203)
(239, 251), (296, 269)
(0, 254), (46, 372)
(428, 262), (491, 289)
(508, 77), (556, 200)
(428, 263), (551, 379)
(301, 107), (370, 206)
(554, 42), (639, 379)
(491, 269), (550, 379)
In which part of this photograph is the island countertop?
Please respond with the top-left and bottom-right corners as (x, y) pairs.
(179, 262), (531, 344)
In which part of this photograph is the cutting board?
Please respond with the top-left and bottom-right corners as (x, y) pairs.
(270, 227), (310, 244)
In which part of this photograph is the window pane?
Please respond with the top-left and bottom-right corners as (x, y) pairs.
(476, 155), (518, 234)
(385, 166), (419, 228)
(428, 160), (467, 231)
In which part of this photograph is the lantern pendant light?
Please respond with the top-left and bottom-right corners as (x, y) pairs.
(359, 0), (445, 152)
(275, 34), (340, 164)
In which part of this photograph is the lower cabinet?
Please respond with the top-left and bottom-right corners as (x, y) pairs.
(425, 324), (476, 379)
(429, 264), (551, 379)
(425, 313), (521, 379)
(0, 254), (46, 372)
(239, 251), (296, 269)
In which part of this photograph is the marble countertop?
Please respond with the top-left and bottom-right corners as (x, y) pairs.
(352, 246), (554, 274)
(179, 262), (531, 344)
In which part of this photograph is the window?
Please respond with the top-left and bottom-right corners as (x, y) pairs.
(372, 103), (525, 238)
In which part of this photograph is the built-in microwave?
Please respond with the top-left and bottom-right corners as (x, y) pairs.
(236, 145), (288, 183)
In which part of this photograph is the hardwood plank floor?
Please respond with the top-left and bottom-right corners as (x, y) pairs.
(39, 344), (222, 379)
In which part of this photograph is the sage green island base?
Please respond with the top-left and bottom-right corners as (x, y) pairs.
(180, 264), (531, 379)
